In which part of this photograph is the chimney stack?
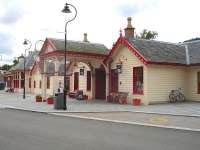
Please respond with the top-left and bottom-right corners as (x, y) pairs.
(83, 33), (89, 42)
(124, 17), (135, 39)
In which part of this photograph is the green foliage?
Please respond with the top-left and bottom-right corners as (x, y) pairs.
(136, 29), (158, 40)
(1, 64), (11, 71)
(13, 59), (19, 66)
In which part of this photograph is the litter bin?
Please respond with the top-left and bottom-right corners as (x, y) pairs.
(54, 93), (65, 110)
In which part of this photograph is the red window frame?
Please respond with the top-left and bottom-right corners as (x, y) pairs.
(47, 76), (50, 89)
(29, 78), (31, 88)
(197, 72), (200, 94)
(87, 71), (91, 91)
(133, 67), (143, 94)
(34, 81), (36, 88)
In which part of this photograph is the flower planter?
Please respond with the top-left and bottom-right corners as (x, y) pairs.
(35, 97), (42, 102)
(132, 99), (141, 106)
(47, 98), (54, 104)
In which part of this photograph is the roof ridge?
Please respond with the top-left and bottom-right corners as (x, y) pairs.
(48, 37), (108, 47)
(129, 38), (180, 46)
(183, 39), (200, 44)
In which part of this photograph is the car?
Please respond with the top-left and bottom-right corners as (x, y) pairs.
(0, 80), (5, 90)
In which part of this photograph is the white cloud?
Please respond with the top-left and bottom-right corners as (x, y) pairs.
(0, 0), (200, 64)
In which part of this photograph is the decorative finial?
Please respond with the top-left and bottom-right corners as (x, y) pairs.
(119, 29), (122, 37)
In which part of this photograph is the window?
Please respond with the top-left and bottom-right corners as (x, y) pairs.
(133, 67), (143, 94)
(39, 80), (42, 89)
(47, 76), (50, 89)
(29, 78), (31, 88)
(34, 81), (36, 88)
(87, 71), (91, 91)
(198, 72), (200, 94)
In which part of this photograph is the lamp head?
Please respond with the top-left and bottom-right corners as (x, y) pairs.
(62, 3), (71, 13)
(23, 39), (28, 45)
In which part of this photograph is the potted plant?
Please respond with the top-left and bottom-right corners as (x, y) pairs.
(35, 95), (42, 102)
(47, 95), (54, 104)
(132, 98), (141, 106)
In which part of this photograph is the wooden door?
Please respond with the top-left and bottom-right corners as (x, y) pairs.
(111, 69), (118, 92)
(95, 69), (106, 99)
(74, 72), (79, 91)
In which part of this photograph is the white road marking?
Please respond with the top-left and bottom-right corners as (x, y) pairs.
(49, 113), (200, 132)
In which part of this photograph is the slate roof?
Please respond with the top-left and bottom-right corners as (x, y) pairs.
(49, 38), (109, 55)
(127, 38), (187, 64)
(183, 40), (200, 64)
(11, 51), (38, 71)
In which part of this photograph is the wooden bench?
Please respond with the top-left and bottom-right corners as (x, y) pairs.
(107, 92), (128, 104)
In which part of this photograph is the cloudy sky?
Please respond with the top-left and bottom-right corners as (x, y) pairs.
(0, 0), (200, 64)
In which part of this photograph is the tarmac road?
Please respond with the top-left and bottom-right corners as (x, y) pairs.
(0, 109), (199, 150)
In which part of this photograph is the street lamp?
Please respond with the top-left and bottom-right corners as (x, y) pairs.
(61, 2), (77, 110)
(23, 39), (32, 99)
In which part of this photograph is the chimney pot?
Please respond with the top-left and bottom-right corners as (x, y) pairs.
(124, 17), (135, 39)
(83, 33), (89, 42)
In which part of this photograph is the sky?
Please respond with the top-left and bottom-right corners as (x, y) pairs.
(0, 0), (200, 65)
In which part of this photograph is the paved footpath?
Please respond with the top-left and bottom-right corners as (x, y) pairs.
(50, 112), (200, 131)
(1, 91), (200, 131)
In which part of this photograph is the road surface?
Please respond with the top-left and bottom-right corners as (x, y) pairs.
(0, 108), (199, 150)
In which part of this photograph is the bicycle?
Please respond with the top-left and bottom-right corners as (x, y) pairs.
(169, 88), (186, 103)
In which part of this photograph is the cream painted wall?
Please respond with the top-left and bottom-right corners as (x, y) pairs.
(31, 67), (42, 95)
(110, 45), (147, 104)
(146, 65), (187, 104)
(71, 62), (92, 98)
(187, 67), (200, 101)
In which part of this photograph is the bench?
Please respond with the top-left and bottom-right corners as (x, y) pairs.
(107, 92), (128, 104)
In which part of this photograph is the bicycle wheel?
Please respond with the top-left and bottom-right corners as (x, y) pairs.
(179, 93), (186, 102)
(169, 94), (176, 103)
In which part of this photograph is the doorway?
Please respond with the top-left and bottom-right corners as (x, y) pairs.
(74, 72), (79, 91)
(95, 67), (106, 100)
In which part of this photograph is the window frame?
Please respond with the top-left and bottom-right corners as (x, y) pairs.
(133, 66), (144, 95)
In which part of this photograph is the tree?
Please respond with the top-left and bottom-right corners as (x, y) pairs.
(13, 59), (19, 66)
(1, 64), (11, 71)
(136, 29), (158, 40)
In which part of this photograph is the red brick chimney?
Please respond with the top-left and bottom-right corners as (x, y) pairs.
(124, 17), (135, 38)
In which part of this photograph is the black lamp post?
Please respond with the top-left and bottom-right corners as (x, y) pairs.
(23, 39), (32, 99)
(61, 2), (77, 110)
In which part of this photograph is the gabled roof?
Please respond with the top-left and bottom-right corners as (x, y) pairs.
(127, 38), (186, 64)
(106, 36), (195, 66)
(10, 51), (39, 71)
(48, 38), (109, 55)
